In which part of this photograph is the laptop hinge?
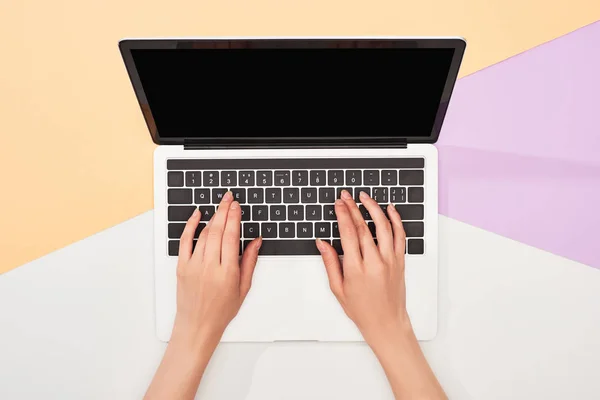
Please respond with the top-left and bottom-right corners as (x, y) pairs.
(183, 138), (408, 150)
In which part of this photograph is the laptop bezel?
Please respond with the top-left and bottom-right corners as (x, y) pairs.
(119, 37), (466, 146)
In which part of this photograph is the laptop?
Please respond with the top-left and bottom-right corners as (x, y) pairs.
(119, 37), (465, 342)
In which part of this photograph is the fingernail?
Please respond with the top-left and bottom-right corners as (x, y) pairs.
(335, 199), (345, 206)
(316, 238), (324, 251)
(256, 236), (263, 249)
(359, 191), (368, 200)
(223, 191), (233, 202)
(388, 203), (395, 212)
(341, 190), (352, 200)
(192, 208), (199, 218)
(230, 200), (239, 210)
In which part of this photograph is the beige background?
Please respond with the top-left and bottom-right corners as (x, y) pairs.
(1, 0), (599, 274)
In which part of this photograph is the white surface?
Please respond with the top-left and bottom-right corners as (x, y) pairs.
(1, 212), (600, 400)
(154, 145), (438, 342)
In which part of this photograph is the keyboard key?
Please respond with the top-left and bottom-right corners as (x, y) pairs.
(297, 222), (313, 238)
(266, 188), (282, 203)
(270, 205), (286, 221)
(306, 205), (322, 220)
(372, 187), (388, 203)
(301, 188), (318, 203)
(221, 171), (237, 186)
(258, 239), (320, 255)
(390, 187), (406, 203)
(244, 223), (260, 238)
(168, 206), (197, 221)
(363, 170), (379, 185)
(261, 223), (277, 238)
(199, 206), (216, 220)
(252, 205), (268, 221)
(399, 170), (424, 185)
(274, 170), (290, 186)
(168, 240), (179, 256)
(310, 170), (326, 186)
(328, 170), (344, 186)
(240, 205), (250, 221)
(168, 222), (206, 239)
(239, 171), (255, 186)
(332, 239), (343, 255)
(319, 188), (335, 203)
(315, 222), (331, 238)
(283, 188), (300, 203)
(359, 205), (372, 220)
(279, 223), (295, 238)
(194, 188), (210, 204)
(408, 187), (424, 203)
(231, 188), (246, 203)
(203, 171), (219, 186)
(292, 170), (309, 186)
(381, 170), (397, 185)
(212, 188), (228, 204)
(345, 170), (362, 186)
(395, 204), (424, 220)
(407, 238), (424, 254)
(367, 222), (376, 237)
(336, 187), (353, 200)
(354, 187), (371, 202)
(168, 223), (186, 239)
(257, 171), (273, 186)
(332, 222), (340, 238)
(248, 188), (264, 203)
(168, 171), (184, 187)
(288, 205), (304, 221)
(403, 221), (424, 237)
(168, 189), (192, 204)
(185, 171), (202, 187)
(323, 205), (336, 220)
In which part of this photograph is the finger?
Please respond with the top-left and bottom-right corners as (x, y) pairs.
(178, 208), (200, 263)
(334, 199), (362, 261)
(359, 191), (394, 260)
(221, 200), (242, 268)
(194, 214), (214, 259)
(204, 191), (234, 264)
(316, 239), (344, 299)
(239, 237), (262, 299)
(388, 204), (407, 263)
(340, 190), (378, 257)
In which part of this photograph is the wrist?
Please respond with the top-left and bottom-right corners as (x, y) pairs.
(170, 318), (222, 356)
(365, 312), (416, 356)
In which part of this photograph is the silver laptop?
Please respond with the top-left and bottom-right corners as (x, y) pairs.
(119, 37), (465, 342)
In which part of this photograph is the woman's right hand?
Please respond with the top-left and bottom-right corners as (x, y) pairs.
(316, 189), (411, 348)
(317, 189), (447, 400)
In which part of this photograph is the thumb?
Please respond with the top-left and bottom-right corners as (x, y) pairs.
(239, 237), (262, 299)
(316, 239), (344, 299)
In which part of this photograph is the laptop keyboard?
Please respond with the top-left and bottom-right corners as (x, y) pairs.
(166, 158), (426, 257)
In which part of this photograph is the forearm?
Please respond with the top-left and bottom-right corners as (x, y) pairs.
(370, 323), (446, 400)
(144, 326), (219, 400)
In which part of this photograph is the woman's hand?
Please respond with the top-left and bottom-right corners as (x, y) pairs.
(316, 190), (410, 349)
(173, 191), (262, 348)
(145, 192), (261, 400)
(317, 189), (446, 400)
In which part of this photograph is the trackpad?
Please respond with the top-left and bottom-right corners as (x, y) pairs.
(222, 257), (362, 342)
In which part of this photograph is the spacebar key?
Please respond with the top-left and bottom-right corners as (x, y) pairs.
(258, 240), (320, 256)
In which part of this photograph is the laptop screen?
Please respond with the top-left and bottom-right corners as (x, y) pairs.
(127, 40), (460, 140)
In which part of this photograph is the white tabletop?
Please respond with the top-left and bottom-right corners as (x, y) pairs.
(1, 211), (599, 399)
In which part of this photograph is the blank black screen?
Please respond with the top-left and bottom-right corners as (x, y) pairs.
(131, 46), (455, 138)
